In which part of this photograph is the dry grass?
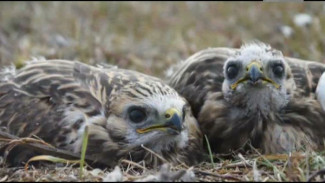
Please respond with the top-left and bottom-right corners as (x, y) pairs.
(2, 147), (325, 182)
(1, 2), (325, 77)
(1, 2), (325, 182)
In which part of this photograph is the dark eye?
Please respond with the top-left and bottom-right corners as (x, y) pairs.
(273, 64), (284, 77)
(226, 64), (239, 79)
(129, 107), (147, 123)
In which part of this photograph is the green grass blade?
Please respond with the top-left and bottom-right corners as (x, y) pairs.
(25, 155), (80, 170)
(204, 134), (215, 168)
(80, 125), (89, 179)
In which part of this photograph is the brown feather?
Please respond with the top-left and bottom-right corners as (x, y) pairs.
(0, 59), (203, 167)
(168, 46), (325, 154)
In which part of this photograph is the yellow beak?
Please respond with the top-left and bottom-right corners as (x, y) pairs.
(231, 61), (280, 90)
(136, 108), (182, 134)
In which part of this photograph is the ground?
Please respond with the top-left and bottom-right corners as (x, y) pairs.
(0, 2), (325, 182)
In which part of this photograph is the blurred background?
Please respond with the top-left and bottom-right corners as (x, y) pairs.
(0, 2), (324, 78)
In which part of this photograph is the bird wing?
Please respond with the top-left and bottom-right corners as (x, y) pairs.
(167, 48), (234, 117)
(0, 60), (109, 152)
(285, 57), (325, 97)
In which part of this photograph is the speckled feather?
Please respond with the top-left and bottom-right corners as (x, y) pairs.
(167, 45), (325, 154)
(0, 59), (203, 167)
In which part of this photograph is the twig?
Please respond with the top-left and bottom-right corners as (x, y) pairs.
(249, 144), (287, 181)
(121, 159), (147, 171)
(223, 161), (252, 169)
(7, 137), (55, 148)
(193, 169), (243, 181)
(140, 144), (167, 163)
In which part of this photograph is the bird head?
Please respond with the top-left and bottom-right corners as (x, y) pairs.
(96, 71), (201, 163)
(222, 42), (291, 114)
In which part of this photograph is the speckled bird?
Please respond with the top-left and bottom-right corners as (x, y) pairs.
(167, 42), (325, 154)
(0, 59), (203, 166)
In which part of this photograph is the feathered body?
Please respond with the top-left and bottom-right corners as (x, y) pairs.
(167, 42), (325, 154)
(0, 59), (203, 166)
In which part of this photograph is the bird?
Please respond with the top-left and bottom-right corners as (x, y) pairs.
(166, 41), (325, 154)
(0, 59), (203, 167)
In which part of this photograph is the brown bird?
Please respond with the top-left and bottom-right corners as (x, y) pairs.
(167, 42), (325, 154)
(0, 59), (203, 167)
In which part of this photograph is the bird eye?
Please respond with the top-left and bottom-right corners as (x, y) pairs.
(226, 64), (239, 79)
(273, 64), (284, 77)
(129, 107), (147, 123)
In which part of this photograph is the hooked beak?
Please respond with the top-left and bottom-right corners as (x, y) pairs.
(247, 61), (263, 84)
(231, 61), (280, 90)
(136, 108), (183, 135)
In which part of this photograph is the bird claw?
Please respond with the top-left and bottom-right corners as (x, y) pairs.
(316, 72), (325, 111)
